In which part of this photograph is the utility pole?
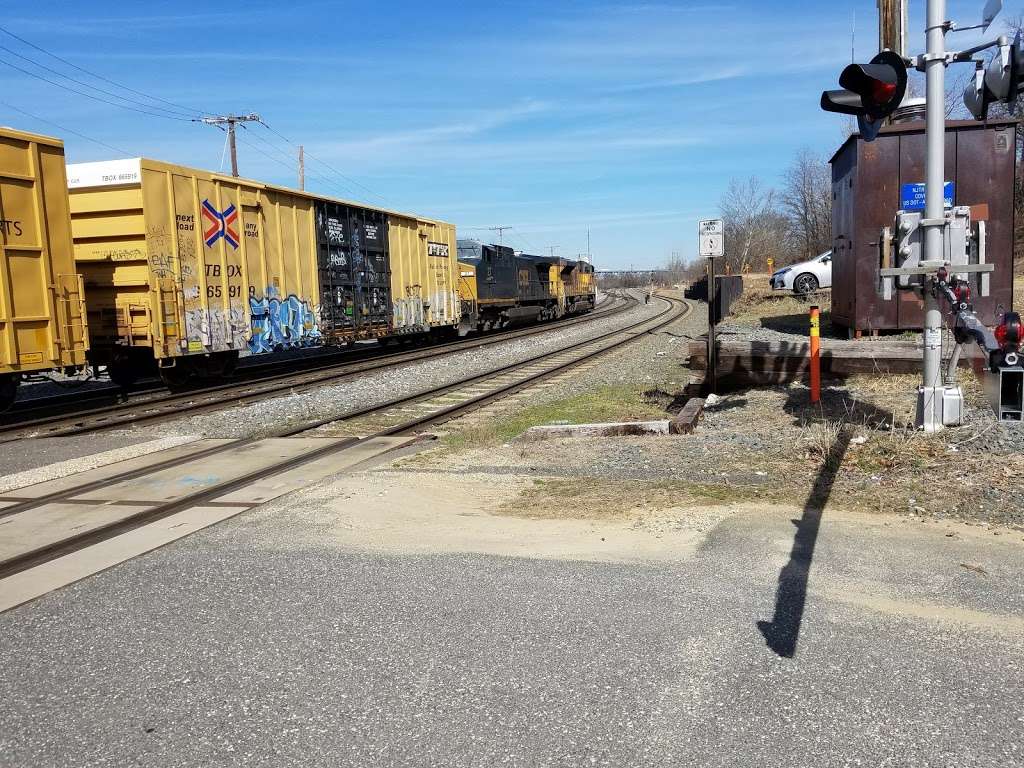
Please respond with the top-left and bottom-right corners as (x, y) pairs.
(587, 228), (591, 262)
(197, 113), (261, 177)
(489, 226), (511, 249)
(878, 0), (908, 56)
(298, 144), (305, 190)
(549, 246), (559, 259)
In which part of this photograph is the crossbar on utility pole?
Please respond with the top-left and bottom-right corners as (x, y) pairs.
(196, 113), (261, 177)
(489, 226), (511, 249)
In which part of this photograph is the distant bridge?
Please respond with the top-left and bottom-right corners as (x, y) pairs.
(594, 269), (671, 278)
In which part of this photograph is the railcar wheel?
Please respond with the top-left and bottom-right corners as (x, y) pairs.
(159, 363), (192, 392)
(107, 358), (138, 389)
(0, 374), (18, 412)
(216, 351), (239, 377)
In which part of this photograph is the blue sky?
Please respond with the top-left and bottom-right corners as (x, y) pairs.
(0, 0), (1004, 268)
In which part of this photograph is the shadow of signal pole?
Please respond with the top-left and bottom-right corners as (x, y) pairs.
(757, 428), (852, 658)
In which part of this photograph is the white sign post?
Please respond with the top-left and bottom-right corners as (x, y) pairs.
(698, 218), (725, 394)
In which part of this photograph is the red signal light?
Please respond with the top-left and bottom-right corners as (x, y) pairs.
(995, 322), (1008, 346)
(995, 311), (1023, 349)
(871, 80), (898, 104)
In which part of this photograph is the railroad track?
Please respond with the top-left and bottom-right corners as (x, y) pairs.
(0, 294), (689, 598)
(0, 292), (632, 442)
(6, 294), (618, 423)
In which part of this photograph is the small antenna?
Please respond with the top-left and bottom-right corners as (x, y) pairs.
(851, 8), (856, 63)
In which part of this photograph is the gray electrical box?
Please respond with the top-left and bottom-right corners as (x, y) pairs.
(985, 366), (1024, 422)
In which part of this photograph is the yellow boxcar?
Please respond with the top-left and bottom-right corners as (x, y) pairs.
(387, 217), (459, 334)
(0, 127), (87, 409)
(67, 157), (459, 386)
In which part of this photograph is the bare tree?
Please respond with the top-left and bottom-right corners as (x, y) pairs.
(780, 149), (832, 261)
(718, 177), (790, 273)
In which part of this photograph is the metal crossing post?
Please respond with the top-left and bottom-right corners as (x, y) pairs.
(917, 0), (948, 432)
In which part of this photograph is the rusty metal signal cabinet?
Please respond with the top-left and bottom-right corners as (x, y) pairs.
(829, 119), (1016, 335)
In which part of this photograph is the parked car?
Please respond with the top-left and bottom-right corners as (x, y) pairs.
(770, 251), (832, 295)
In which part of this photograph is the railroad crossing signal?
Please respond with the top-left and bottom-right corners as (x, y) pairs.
(698, 219), (724, 258)
(820, 50), (908, 141)
(963, 31), (1023, 119)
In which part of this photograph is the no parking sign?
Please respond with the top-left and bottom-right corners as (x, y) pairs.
(698, 219), (724, 257)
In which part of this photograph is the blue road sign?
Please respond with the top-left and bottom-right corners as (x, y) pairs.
(900, 181), (954, 211)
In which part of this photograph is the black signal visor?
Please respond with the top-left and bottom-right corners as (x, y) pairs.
(820, 89), (864, 115)
(838, 50), (908, 120)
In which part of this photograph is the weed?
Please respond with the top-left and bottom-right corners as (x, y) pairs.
(442, 385), (667, 449)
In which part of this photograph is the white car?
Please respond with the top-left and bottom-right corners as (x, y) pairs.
(770, 251), (832, 295)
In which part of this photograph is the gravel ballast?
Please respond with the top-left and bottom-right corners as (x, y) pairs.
(133, 294), (674, 440)
(0, 434), (201, 491)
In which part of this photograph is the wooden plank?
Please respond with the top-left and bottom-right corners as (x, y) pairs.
(670, 398), (704, 434)
(687, 335), (987, 381)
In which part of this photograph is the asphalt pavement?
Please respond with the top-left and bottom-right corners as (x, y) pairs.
(0, 500), (1021, 767)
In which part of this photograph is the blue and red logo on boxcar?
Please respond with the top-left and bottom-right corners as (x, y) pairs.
(201, 200), (240, 249)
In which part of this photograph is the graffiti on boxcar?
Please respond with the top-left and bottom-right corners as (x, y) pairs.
(146, 225), (176, 277)
(184, 308), (206, 346)
(182, 306), (250, 351)
(228, 305), (248, 349)
(247, 288), (321, 354)
(102, 247), (146, 262)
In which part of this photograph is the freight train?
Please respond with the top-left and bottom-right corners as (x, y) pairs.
(0, 126), (596, 409)
(456, 241), (595, 333)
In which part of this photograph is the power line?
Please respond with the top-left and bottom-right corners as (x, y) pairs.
(0, 56), (195, 121)
(238, 123), (354, 196)
(258, 120), (389, 206)
(0, 24), (206, 116)
(232, 132), (360, 199)
(225, 127), (368, 202)
(0, 25), (391, 208)
(232, 132), (300, 176)
(0, 44), (197, 119)
(0, 99), (135, 155)
(509, 227), (542, 254)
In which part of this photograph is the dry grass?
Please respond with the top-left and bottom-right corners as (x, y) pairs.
(727, 278), (835, 335)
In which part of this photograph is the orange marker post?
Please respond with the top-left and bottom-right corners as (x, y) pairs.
(809, 305), (821, 404)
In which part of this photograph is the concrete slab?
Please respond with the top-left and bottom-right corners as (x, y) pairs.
(0, 435), (422, 613)
(521, 420), (673, 439)
(0, 502), (153, 562)
(0, 504), (251, 614)
(70, 438), (344, 503)
(214, 436), (419, 504)
(0, 439), (236, 500)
